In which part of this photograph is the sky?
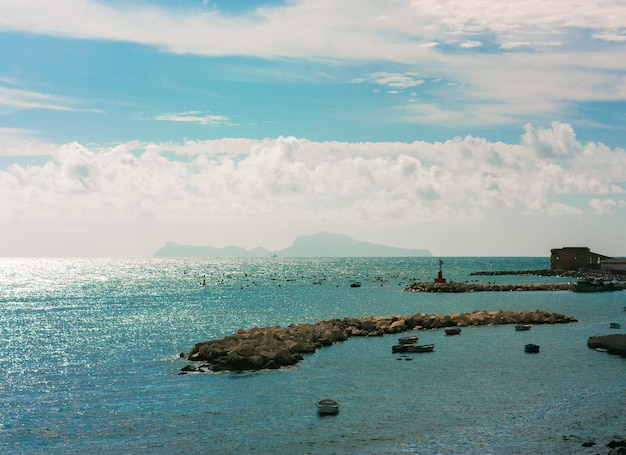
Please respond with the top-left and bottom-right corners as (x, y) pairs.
(0, 0), (625, 257)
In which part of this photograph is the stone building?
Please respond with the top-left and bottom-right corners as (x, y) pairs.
(550, 247), (611, 270)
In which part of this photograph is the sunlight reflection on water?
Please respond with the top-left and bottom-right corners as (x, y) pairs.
(0, 257), (624, 454)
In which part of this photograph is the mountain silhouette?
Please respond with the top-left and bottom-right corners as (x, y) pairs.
(154, 232), (431, 257)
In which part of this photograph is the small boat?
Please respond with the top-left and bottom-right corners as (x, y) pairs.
(350, 282), (361, 288)
(609, 322), (621, 329)
(398, 335), (419, 344)
(392, 343), (414, 353)
(444, 328), (461, 335)
(406, 343), (435, 353)
(573, 279), (619, 293)
(316, 398), (339, 415)
(524, 343), (540, 353)
(515, 324), (531, 331)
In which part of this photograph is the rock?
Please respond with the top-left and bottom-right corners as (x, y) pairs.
(588, 334), (626, 357)
(388, 319), (407, 333)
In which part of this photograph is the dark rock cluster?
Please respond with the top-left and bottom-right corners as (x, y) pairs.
(181, 310), (577, 373)
(579, 440), (626, 455)
(587, 334), (626, 357)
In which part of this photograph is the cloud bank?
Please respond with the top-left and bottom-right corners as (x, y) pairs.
(0, 122), (624, 256)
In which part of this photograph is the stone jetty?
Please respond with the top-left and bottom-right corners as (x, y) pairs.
(404, 281), (574, 293)
(182, 310), (577, 372)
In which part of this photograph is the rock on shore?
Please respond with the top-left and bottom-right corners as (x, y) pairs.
(587, 334), (626, 357)
(182, 310), (577, 373)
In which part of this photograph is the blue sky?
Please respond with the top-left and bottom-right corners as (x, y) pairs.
(0, 0), (625, 257)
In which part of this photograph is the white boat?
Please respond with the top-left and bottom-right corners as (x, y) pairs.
(316, 398), (339, 415)
(515, 324), (531, 331)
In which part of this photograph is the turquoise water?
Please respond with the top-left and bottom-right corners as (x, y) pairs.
(0, 257), (624, 454)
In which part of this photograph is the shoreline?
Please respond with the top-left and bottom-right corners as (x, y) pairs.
(182, 309), (577, 373)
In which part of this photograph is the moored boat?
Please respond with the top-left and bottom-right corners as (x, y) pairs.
(398, 335), (419, 344)
(392, 343), (414, 353)
(406, 343), (435, 353)
(609, 322), (621, 329)
(515, 324), (531, 331)
(316, 398), (339, 415)
(444, 328), (461, 335)
(573, 279), (620, 293)
(524, 343), (540, 353)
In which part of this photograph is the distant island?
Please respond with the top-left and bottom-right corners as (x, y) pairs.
(154, 232), (432, 258)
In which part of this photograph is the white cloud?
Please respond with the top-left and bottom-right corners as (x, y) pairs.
(0, 83), (84, 113)
(592, 32), (626, 42)
(460, 41), (482, 48)
(0, 128), (60, 156)
(522, 121), (583, 159)
(589, 198), (618, 214)
(155, 111), (233, 126)
(1, 0), (624, 63)
(1, 123), (625, 255)
(364, 72), (425, 89)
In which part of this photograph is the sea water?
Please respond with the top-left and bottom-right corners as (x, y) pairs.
(0, 257), (624, 454)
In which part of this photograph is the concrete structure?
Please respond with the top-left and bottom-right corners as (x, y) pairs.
(600, 258), (626, 273)
(550, 247), (611, 270)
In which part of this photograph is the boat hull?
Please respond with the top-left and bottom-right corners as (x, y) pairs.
(406, 344), (435, 353)
(398, 335), (419, 344)
(392, 344), (414, 353)
(524, 344), (540, 353)
(316, 399), (339, 415)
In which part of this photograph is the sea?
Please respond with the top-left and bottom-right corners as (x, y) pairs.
(0, 257), (624, 455)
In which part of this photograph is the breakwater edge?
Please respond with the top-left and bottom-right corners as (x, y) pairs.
(183, 309), (577, 372)
(405, 268), (626, 292)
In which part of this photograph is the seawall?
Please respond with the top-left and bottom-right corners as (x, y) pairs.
(404, 282), (574, 292)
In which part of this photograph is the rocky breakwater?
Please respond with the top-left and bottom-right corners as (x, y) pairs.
(181, 310), (577, 373)
(404, 281), (573, 293)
